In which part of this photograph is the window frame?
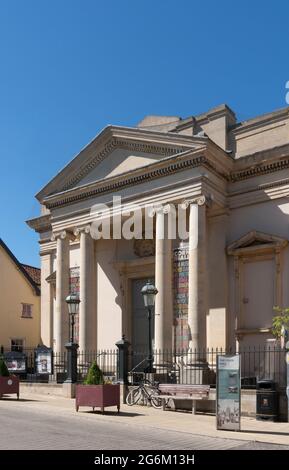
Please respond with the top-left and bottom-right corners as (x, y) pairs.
(21, 303), (33, 319)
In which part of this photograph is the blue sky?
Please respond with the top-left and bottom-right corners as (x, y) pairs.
(0, 0), (288, 266)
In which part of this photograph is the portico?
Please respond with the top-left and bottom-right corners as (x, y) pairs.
(44, 191), (213, 355)
(27, 104), (289, 355)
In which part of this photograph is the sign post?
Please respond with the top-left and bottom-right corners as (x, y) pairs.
(216, 354), (241, 431)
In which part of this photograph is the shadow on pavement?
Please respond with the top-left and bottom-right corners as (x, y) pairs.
(241, 429), (289, 436)
(0, 397), (41, 402)
(83, 410), (145, 417)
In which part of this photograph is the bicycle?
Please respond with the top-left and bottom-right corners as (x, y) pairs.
(126, 378), (163, 409)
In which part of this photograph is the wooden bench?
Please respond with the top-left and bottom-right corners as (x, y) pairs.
(155, 384), (210, 414)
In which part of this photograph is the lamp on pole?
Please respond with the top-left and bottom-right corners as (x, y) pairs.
(141, 280), (158, 373)
(65, 293), (80, 383)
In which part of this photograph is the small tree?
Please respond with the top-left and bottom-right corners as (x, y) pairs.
(272, 307), (289, 339)
(0, 358), (10, 377)
(84, 361), (104, 385)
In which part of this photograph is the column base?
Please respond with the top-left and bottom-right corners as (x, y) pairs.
(62, 382), (76, 398)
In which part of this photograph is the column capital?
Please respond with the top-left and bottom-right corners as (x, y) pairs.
(148, 203), (175, 218)
(73, 225), (91, 239)
(181, 194), (212, 210)
(51, 230), (74, 242)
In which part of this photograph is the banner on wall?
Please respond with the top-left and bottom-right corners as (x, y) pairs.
(216, 354), (241, 431)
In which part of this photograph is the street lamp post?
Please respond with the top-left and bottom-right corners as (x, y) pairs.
(65, 294), (80, 383)
(141, 280), (158, 373)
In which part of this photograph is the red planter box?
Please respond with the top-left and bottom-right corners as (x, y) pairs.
(76, 384), (120, 413)
(0, 376), (20, 399)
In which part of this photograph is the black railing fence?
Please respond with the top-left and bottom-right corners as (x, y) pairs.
(128, 346), (287, 388)
(0, 345), (286, 387)
(0, 347), (118, 384)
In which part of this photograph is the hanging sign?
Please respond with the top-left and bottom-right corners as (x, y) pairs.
(216, 354), (241, 431)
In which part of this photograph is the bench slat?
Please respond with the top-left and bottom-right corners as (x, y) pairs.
(157, 384), (210, 400)
(153, 394), (208, 400)
(153, 383), (212, 415)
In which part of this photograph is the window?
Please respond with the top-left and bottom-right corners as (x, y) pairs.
(21, 303), (33, 318)
(11, 339), (24, 352)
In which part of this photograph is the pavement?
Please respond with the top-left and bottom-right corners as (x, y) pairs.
(0, 390), (288, 450)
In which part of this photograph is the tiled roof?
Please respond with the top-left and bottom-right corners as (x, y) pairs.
(22, 264), (41, 286)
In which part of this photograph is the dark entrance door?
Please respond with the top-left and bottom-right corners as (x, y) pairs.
(132, 278), (155, 370)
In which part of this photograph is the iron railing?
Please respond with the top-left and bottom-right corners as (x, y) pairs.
(0, 347), (118, 383)
(0, 345), (286, 387)
(128, 346), (287, 388)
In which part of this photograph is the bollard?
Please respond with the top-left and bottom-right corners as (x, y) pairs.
(115, 335), (130, 384)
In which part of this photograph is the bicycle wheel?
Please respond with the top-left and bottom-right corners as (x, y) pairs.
(150, 395), (163, 409)
(126, 387), (142, 406)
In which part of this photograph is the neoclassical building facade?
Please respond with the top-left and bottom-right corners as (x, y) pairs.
(27, 104), (289, 353)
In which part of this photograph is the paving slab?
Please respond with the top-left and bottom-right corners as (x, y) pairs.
(0, 390), (288, 449)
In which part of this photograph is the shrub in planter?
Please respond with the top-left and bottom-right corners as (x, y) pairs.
(0, 357), (19, 400)
(84, 361), (104, 385)
(0, 358), (9, 377)
(75, 361), (120, 413)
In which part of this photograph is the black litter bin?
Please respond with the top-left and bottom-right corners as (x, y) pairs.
(256, 379), (278, 421)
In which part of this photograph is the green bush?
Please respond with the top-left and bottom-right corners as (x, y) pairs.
(84, 361), (104, 385)
(272, 307), (289, 339)
(0, 358), (10, 377)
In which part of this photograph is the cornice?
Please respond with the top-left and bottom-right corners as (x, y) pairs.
(232, 107), (289, 135)
(26, 214), (51, 233)
(230, 155), (289, 182)
(194, 104), (236, 125)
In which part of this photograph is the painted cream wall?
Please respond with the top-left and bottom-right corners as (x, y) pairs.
(96, 239), (122, 349)
(228, 198), (289, 244)
(226, 197), (289, 348)
(0, 246), (40, 349)
(207, 213), (229, 349)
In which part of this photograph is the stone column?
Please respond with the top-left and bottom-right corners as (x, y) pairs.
(185, 196), (208, 352)
(154, 206), (173, 352)
(52, 231), (70, 354)
(74, 226), (95, 352)
(40, 252), (54, 347)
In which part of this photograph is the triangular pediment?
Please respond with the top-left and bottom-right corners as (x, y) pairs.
(227, 230), (288, 255)
(36, 126), (207, 201)
(74, 148), (176, 188)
